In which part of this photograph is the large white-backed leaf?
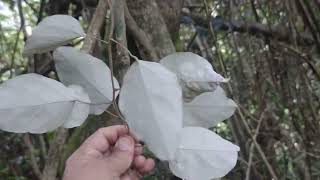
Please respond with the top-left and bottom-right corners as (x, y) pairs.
(169, 127), (239, 180)
(23, 15), (85, 55)
(119, 60), (183, 160)
(183, 86), (237, 128)
(160, 52), (227, 101)
(53, 47), (119, 115)
(0, 74), (90, 133)
(63, 85), (90, 128)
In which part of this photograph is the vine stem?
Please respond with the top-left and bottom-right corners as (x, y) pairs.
(85, 34), (110, 45)
(109, 38), (140, 61)
(86, 34), (139, 61)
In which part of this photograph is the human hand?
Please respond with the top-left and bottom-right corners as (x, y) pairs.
(63, 125), (155, 180)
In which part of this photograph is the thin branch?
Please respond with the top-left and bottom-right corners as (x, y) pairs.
(23, 0), (38, 14)
(23, 134), (42, 179)
(245, 111), (266, 180)
(37, 0), (46, 24)
(250, 0), (260, 22)
(39, 135), (48, 160)
(105, 109), (121, 119)
(245, 143), (255, 180)
(277, 42), (320, 81)
(295, 0), (320, 52)
(182, 11), (315, 46)
(110, 38), (139, 61)
(0, 66), (11, 77)
(10, 0), (26, 78)
(237, 109), (279, 180)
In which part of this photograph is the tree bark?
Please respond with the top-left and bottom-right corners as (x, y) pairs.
(127, 0), (176, 59)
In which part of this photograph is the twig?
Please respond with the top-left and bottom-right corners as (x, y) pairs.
(245, 111), (266, 180)
(237, 109), (279, 180)
(86, 35), (110, 45)
(39, 135), (47, 160)
(182, 10), (315, 46)
(23, 0), (38, 14)
(17, 0), (28, 40)
(277, 42), (320, 81)
(37, 0), (46, 24)
(0, 66), (11, 77)
(105, 109), (121, 119)
(10, 0), (27, 78)
(110, 38), (139, 61)
(245, 143), (255, 180)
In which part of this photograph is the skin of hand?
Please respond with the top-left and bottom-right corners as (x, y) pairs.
(63, 125), (155, 180)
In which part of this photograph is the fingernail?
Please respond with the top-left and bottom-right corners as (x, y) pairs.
(116, 136), (133, 151)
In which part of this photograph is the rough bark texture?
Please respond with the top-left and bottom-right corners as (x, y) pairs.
(127, 0), (176, 59)
(124, 2), (158, 60)
(156, 0), (184, 41)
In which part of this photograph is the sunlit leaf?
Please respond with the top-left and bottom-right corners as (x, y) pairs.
(23, 15), (85, 55)
(53, 47), (119, 115)
(169, 127), (239, 180)
(183, 86), (237, 128)
(119, 60), (183, 160)
(0, 74), (90, 133)
(160, 52), (227, 101)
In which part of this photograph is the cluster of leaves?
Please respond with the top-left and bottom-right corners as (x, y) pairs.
(0, 15), (239, 179)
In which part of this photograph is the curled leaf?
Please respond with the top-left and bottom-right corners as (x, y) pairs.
(119, 60), (183, 160)
(53, 47), (119, 115)
(23, 15), (85, 55)
(160, 52), (227, 101)
(169, 127), (239, 180)
(0, 74), (90, 133)
(183, 86), (237, 128)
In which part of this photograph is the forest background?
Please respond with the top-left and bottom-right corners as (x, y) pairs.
(0, 0), (320, 179)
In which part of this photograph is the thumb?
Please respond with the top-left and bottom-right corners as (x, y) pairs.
(108, 135), (135, 175)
